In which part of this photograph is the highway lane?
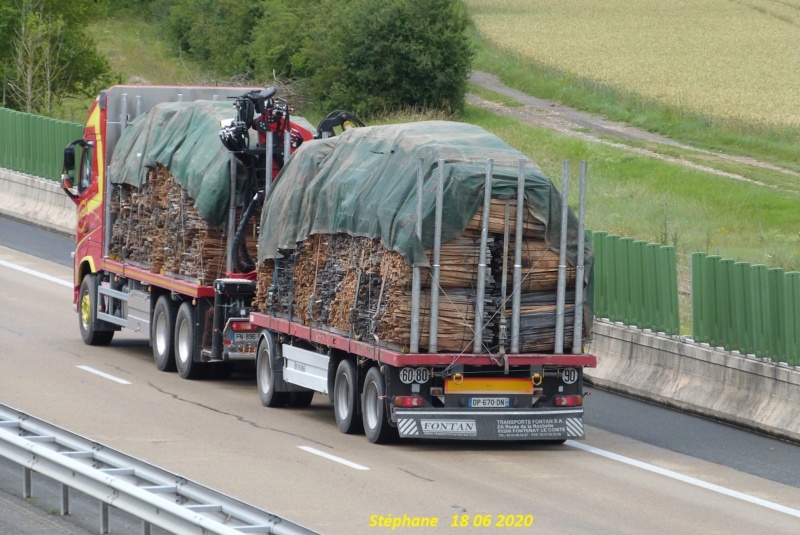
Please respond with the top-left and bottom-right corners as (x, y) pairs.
(0, 216), (73, 267)
(0, 232), (799, 533)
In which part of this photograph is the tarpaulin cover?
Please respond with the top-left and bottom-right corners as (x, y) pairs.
(108, 100), (244, 226)
(259, 120), (593, 279)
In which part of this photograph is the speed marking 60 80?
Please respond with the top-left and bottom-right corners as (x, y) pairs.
(399, 367), (430, 384)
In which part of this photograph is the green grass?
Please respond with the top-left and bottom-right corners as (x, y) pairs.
(466, 83), (524, 108)
(49, 18), (216, 123)
(602, 137), (800, 194)
(92, 18), (212, 86)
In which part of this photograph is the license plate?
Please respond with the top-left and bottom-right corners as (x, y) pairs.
(469, 397), (509, 408)
(234, 333), (258, 342)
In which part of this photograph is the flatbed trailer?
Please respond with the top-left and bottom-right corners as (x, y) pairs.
(250, 309), (595, 441)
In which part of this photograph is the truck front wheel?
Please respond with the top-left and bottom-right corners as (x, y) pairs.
(362, 367), (396, 444)
(334, 359), (363, 434)
(152, 296), (177, 372)
(257, 333), (288, 407)
(175, 302), (204, 379)
(78, 275), (114, 346)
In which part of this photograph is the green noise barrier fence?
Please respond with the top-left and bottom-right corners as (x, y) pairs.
(691, 253), (800, 366)
(590, 231), (679, 335)
(0, 107), (83, 182)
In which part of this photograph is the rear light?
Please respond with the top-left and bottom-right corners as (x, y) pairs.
(230, 321), (258, 332)
(394, 396), (424, 408)
(554, 395), (583, 407)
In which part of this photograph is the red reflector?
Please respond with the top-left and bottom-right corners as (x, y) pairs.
(555, 395), (583, 407)
(394, 396), (424, 408)
(230, 321), (257, 332)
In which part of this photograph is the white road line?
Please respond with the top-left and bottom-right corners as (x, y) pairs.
(76, 366), (132, 385)
(567, 440), (800, 519)
(0, 259), (72, 288)
(298, 446), (370, 471)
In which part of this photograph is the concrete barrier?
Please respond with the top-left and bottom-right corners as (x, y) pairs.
(0, 168), (75, 236)
(3, 167), (799, 442)
(587, 320), (800, 443)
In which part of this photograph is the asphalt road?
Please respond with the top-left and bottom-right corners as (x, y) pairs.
(1, 217), (799, 534)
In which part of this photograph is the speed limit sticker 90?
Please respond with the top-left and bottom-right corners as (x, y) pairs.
(561, 368), (579, 384)
(399, 367), (430, 384)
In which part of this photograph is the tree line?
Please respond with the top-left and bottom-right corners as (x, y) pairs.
(1, 0), (473, 117)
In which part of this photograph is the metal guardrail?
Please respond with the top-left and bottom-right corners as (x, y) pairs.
(0, 404), (317, 535)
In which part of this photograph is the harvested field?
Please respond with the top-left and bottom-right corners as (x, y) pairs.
(465, 0), (800, 127)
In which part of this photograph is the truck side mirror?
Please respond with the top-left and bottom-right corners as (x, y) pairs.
(61, 140), (84, 201)
(63, 145), (75, 171)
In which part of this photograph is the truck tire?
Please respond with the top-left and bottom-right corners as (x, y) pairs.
(362, 367), (397, 444)
(334, 359), (363, 434)
(78, 275), (114, 346)
(175, 302), (204, 379)
(152, 296), (177, 372)
(257, 333), (288, 407)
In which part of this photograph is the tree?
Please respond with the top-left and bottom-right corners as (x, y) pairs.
(1, 0), (112, 114)
(9, 0), (61, 112)
(161, 0), (261, 77)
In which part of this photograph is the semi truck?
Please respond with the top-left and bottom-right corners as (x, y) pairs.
(62, 85), (596, 444)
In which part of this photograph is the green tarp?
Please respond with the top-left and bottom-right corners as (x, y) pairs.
(259, 120), (592, 278)
(108, 100), (244, 226)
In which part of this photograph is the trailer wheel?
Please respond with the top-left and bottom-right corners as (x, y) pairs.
(78, 275), (114, 346)
(334, 359), (363, 434)
(152, 296), (177, 372)
(257, 334), (288, 407)
(362, 367), (396, 444)
(175, 302), (204, 379)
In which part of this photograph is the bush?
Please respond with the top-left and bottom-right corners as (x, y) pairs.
(161, 0), (260, 77)
(296, 0), (474, 115)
